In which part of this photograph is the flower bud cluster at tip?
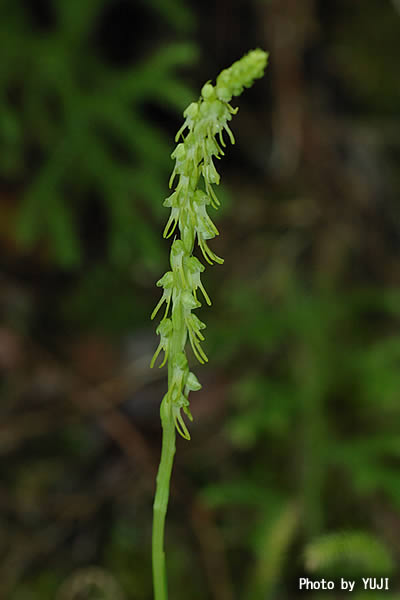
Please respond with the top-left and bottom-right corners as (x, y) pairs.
(151, 49), (268, 440)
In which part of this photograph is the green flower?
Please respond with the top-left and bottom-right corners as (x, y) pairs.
(151, 49), (269, 600)
(151, 48), (269, 439)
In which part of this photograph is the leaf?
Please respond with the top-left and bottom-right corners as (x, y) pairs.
(245, 502), (299, 600)
(304, 531), (394, 577)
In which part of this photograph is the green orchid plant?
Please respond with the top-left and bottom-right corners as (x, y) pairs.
(150, 49), (268, 600)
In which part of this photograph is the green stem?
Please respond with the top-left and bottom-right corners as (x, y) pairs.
(150, 49), (268, 600)
(152, 397), (176, 600)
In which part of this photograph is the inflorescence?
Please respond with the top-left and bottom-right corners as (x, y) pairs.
(151, 49), (268, 440)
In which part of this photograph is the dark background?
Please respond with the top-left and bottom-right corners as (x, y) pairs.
(1, 0), (400, 598)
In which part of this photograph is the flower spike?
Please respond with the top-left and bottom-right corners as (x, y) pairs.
(151, 49), (268, 600)
(151, 49), (268, 436)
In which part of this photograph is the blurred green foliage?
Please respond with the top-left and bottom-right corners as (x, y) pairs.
(1, 0), (400, 599)
(197, 282), (400, 598)
(0, 0), (197, 267)
(304, 531), (394, 576)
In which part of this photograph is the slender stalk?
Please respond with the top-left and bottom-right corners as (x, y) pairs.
(153, 318), (182, 600)
(152, 399), (176, 600)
